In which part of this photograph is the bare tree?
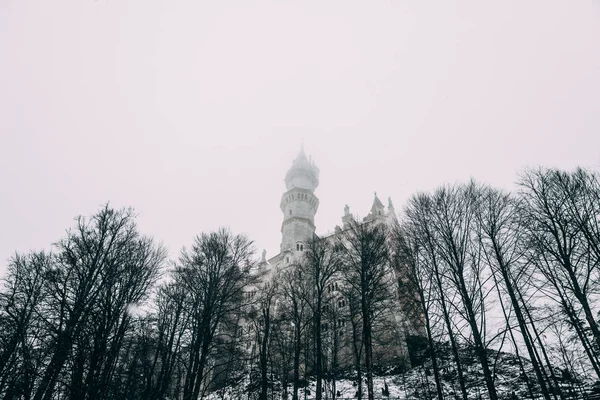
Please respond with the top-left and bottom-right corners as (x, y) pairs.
(175, 228), (255, 400)
(31, 205), (165, 400)
(402, 192), (469, 400)
(142, 281), (191, 400)
(427, 183), (499, 400)
(476, 185), (557, 399)
(322, 286), (350, 400)
(393, 223), (445, 400)
(520, 169), (600, 369)
(0, 252), (50, 399)
(337, 218), (393, 400)
(297, 236), (342, 400)
(248, 279), (278, 400)
(343, 281), (365, 400)
(278, 266), (310, 400)
(69, 231), (164, 399)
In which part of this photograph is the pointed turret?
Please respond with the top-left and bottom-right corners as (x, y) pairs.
(387, 197), (398, 222)
(298, 143), (306, 159)
(285, 146), (319, 191)
(370, 192), (385, 216)
(342, 204), (354, 228)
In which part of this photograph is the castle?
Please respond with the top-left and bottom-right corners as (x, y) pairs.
(258, 146), (398, 271)
(244, 147), (419, 369)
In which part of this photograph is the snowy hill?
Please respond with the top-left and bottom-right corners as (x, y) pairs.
(205, 347), (600, 400)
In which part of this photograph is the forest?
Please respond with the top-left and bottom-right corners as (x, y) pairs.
(2, 167), (600, 400)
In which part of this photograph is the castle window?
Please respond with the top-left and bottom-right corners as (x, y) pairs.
(296, 242), (304, 251)
(286, 257), (290, 264)
(289, 209), (292, 215)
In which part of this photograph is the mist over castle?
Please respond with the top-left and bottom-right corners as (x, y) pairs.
(2, 1), (600, 400)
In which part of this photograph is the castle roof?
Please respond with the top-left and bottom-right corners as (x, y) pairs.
(285, 145), (320, 190)
(370, 192), (385, 214)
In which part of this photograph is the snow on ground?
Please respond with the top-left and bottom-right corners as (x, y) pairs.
(205, 349), (597, 399)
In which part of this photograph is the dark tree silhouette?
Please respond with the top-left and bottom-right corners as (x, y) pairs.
(337, 218), (393, 400)
(297, 235), (342, 400)
(175, 228), (255, 400)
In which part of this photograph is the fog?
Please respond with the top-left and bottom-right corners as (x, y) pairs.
(1, 0), (599, 276)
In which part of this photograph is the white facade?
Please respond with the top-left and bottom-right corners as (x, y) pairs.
(254, 147), (399, 287)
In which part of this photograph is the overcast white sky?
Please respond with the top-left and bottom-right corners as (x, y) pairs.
(1, 0), (599, 278)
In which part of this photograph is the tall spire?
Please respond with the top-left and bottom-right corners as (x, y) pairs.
(297, 143), (306, 161)
(370, 192), (385, 215)
(387, 197), (398, 221)
(285, 145), (319, 191)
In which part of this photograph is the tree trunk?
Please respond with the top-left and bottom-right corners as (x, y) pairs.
(315, 302), (323, 400)
(569, 270), (600, 353)
(432, 258), (468, 400)
(419, 289), (444, 400)
(351, 315), (363, 400)
(458, 275), (499, 400)
(293, 321), (301, 400)
(259, 307), (271, 400)
(490, 239), (553, 400)
(362, 297), (374, 400)
(33, 326), (76, 400)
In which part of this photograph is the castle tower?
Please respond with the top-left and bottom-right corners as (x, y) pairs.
(387, 197), (398, 222)
(369, 192), (386, 222)
(280, 146), (320, 260)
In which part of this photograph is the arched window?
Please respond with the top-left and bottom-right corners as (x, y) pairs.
(296, 242), (304, 251)
(289, 209), (292, 215)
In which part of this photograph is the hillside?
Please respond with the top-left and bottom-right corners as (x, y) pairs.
(206, 347), (600, 400)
